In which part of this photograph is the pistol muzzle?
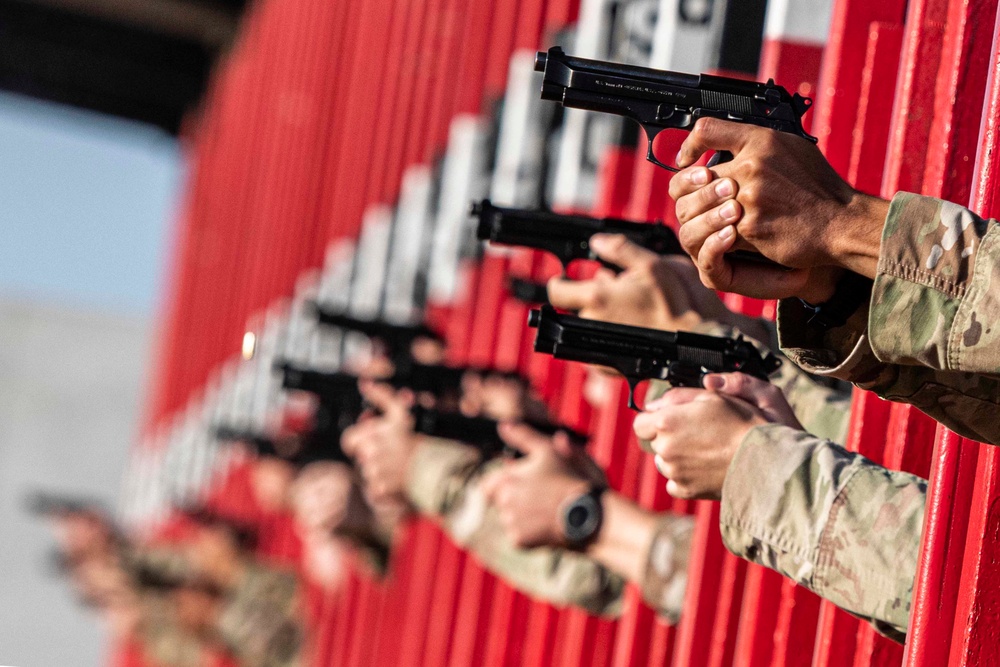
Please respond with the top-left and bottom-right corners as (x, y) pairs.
(534, 51), (547, 72)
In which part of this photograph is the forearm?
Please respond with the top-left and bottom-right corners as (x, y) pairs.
(720, 424), (925, 641)
(584, 492), (658, 583)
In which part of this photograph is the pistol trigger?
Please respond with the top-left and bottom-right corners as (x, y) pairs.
(626, 380), (641, 412)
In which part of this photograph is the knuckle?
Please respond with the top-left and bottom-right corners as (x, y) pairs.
(693, 117), (716, 138)
(742, 157), (763, 177)
(668, 175), (685, 201)
(674, 197), (690, 223)
(699, 266), (722, 288)
(654, 413), (672, 432)
(659, 462), (679, 480)
(677, 223), (699, 253)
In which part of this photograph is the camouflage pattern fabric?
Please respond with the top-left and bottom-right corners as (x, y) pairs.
(141, 594), (207, 667)
(777, 192), (1000, 444)
(639, 514), (695, 625)
(406, 437), (627, 616)
(217, 563), (303, 667)
(720, 424), (926, 642)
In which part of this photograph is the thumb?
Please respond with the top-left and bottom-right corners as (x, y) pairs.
(703, 373), (802, 428)
(546, 276), (597, 311)
(589, 234), (658, 269)
(702, 373), (764, 400)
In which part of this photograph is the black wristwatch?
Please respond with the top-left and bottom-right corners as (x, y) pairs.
(798, 271), (873, 332)
(562, 486), (606, 550)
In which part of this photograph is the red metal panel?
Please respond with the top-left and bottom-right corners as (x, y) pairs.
(928, 12), (1000, 667)
(811, 14), (903, 667)
(811, 0), (908, 176)
(846, 23), (905, 193)
(134, 0), (1000, 665)
(883, 1), (1000, 665)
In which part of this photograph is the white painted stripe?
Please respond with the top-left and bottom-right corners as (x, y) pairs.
(763, 0), (833, 44)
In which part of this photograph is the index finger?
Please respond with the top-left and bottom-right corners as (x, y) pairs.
(676, 118), (753, 169)
(498, 422), (556, 457)
(359, 379), (411, 418)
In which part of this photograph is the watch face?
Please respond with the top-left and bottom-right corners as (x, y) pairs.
(567, 504), (590, 529)
(564, 490), (603, 546)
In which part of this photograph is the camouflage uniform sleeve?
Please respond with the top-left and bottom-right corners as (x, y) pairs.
(218, 565), (303, 667)
(872, 192), (1000, 372)
(442, 458), (626, 617)
(720, 423), (926, 642)
(638, 514), (695, 624)
(406, 438), (626, 615)
(776, 193), (1000, 444)
(404, 437), (483, 515)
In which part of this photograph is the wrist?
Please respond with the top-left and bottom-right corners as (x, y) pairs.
(558, 481), (605, 549)
(826, 191), (889, 279)
(585, 493), (658, 583)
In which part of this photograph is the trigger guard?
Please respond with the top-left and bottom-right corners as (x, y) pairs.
(642, 127), (680, 173)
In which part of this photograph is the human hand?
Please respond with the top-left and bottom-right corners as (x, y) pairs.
(547, 235), (708, 332)
(341, 381), (417, 504)
(632, 372), (798, 500)
(669, 118), (888, 301)
(291, 461), (355, 533)
(480, 423), (603, 548)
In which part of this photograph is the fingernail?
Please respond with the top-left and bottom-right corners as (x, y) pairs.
(720, 201), (738, 220)
(675, 151), (685, 167)
(715, 179), (733, 197)
(690, 169), (708, 185)
(702, 375), (725, 390)
(718, 226), (734, 241)
(589, 234), (608, 250)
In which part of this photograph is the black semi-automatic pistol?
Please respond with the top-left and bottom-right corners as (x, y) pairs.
(533, 46), (816, 172)
(410, 405), (588, 459)
(507, 277), (550, 305)
(215, 425), (283, 458)
(473, 199), (682, 272)
(390, 360), (526, 397)
(528, 306), (780, 410)
(312, 307), (443, 362)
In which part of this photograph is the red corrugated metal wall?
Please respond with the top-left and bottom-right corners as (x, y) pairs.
(119, 0), (1000, 665)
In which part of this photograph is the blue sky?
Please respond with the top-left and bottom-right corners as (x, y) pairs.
(0, 92), (184, 316)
